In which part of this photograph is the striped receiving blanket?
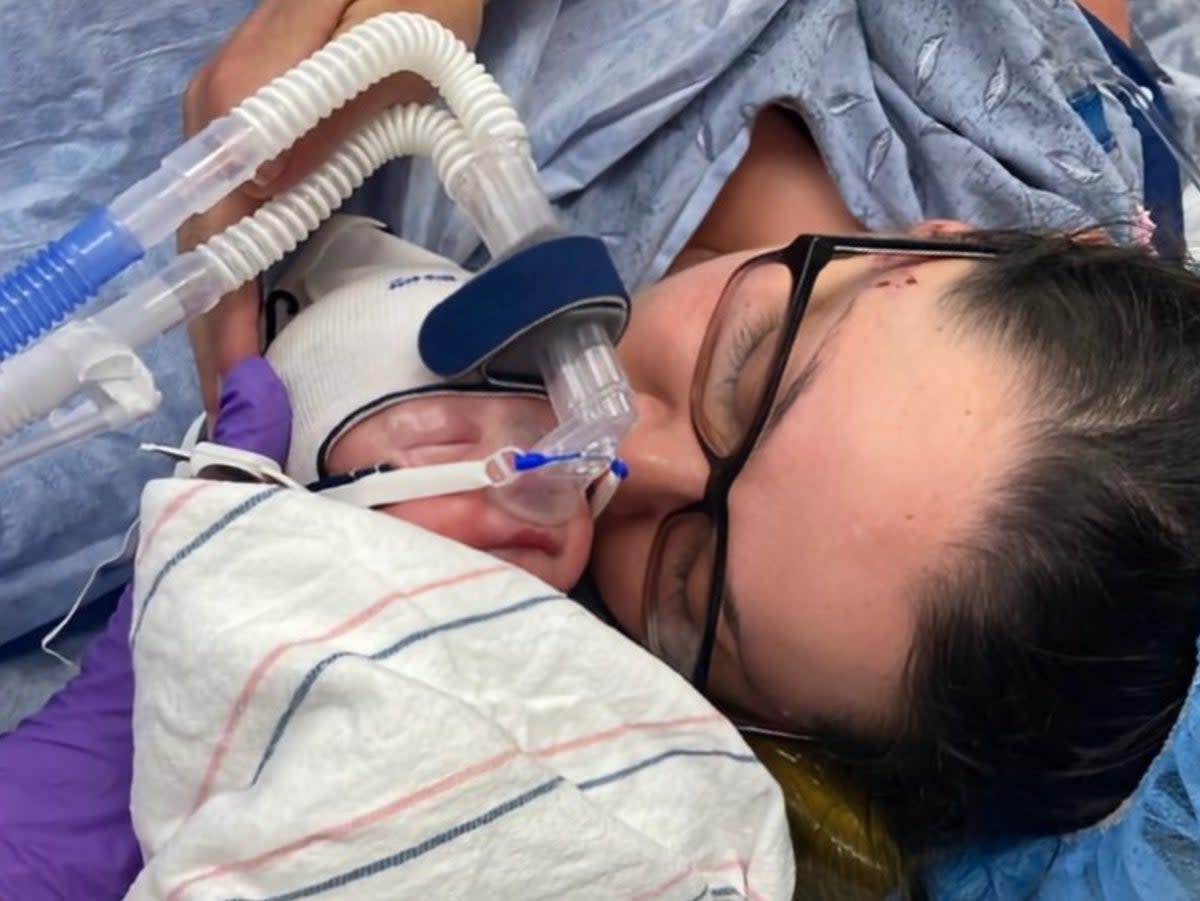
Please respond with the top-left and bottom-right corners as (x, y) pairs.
(123, 479), (794, 900)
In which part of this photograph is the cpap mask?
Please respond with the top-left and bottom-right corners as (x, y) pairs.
(0, 12), (637, 489)
(245, 214), (627, 525)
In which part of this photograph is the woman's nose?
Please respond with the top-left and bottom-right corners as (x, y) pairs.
(606, 392), (709, 517)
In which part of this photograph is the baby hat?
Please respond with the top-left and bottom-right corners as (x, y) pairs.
(264, 216), (471, 485)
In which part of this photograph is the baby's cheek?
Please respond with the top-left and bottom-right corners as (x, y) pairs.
(378, 495), (485, 546)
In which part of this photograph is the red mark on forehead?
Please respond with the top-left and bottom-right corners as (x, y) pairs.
(873, 269), (920, 292)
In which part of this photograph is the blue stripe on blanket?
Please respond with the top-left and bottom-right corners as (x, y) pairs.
(251, 592), (565, 783)
(132, 488), (282, 640)
(577, 747), (759, 792)
(224, 776), (565, 901)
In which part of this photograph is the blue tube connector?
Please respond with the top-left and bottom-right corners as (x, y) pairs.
(0, 209), (145, 362)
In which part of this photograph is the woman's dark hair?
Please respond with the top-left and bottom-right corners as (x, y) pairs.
(853, 232), (1200, 860)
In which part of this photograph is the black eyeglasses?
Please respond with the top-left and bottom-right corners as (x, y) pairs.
(640, 234), (1001, 698)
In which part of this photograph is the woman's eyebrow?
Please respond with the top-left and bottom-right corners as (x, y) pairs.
(757, 356), (820, 447)
(756, 294), (859, 450)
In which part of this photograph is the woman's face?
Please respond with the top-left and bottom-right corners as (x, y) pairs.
(591, 249), (1031, 733)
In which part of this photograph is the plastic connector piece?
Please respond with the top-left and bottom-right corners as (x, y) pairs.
(0, 320), (161, 471)
(108, 117), (276, 248)
(446, 149), (558, 259)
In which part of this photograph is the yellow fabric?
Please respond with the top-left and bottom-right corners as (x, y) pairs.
(746, 736), (902, 900)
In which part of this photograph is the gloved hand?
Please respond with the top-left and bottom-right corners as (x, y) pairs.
(208, 355), (292, 463)
(0, 356), (291, 901)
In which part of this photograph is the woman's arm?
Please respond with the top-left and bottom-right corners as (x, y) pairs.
(668, 106), (863, 273)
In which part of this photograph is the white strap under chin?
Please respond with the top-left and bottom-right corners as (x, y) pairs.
(321, 449), (627, 520)
(316, 449), (516, 507)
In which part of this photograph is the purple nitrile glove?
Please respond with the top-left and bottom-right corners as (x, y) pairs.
(209, 356), (292, 463)
(0, 357), (291, 901)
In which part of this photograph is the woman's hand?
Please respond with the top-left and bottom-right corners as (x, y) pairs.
(181, 0), (485, 417)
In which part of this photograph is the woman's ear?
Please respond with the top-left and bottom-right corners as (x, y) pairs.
(908, 219), (974, 238)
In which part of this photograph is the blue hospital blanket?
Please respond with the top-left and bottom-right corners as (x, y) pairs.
(0, 0), (1158, 654)
(0, 0), (257, 646)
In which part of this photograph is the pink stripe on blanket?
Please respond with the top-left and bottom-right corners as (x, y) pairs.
(190, 563), (509, 811)
(630, 868), (697, 901)
(140, 482), (219, 557)
(167, 747), (523, 901)
(172, 714), (735, 899)
(533, 713), (726, 760)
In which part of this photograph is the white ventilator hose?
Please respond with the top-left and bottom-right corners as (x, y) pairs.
(200, 104), (474, 294)
(107, 13), (536, 250)
(235, 14), (524, 159)
(223, 14), (557, 254)
(0, 104), (473, 446)
(0, 12), (535, 367)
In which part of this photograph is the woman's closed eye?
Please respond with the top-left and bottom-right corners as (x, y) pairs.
(718, 311), (784, 426)
(666, 530), (709, 628)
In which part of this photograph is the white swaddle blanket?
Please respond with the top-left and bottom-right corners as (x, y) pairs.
(123, 479), (794, 900)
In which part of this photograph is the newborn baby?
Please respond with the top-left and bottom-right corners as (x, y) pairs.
(123, 215), (792, 901)
(264, 214), (594, 591)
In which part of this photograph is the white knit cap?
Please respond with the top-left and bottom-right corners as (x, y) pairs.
(265, 216), (473, 485)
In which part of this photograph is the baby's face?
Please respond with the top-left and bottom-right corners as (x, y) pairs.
(324, 394), (593, 591)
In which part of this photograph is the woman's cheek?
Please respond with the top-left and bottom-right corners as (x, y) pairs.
(589, 516), (654, 642)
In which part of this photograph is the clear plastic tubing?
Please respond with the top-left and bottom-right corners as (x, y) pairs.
(0, 12), (536, 362)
